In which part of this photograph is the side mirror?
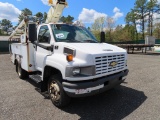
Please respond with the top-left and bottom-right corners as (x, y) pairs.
(51, 45), (54, 52)
(28, 23), (37, 43)
(100, 31), (105, 43)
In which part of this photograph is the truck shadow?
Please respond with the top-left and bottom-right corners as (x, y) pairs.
(24, 78), (50, 99)
(25, 79), (147, 120)
(61, 85), (147, 120)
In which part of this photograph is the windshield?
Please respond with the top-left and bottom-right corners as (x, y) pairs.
(51, 24), (98, 43)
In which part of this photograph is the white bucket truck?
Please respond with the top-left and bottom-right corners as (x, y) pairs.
(9, 0), (129, 107)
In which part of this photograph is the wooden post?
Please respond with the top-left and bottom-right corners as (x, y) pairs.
(132, 46), (134, 54)
(145, 47), (147, 53)
(127, 46), (129, 54)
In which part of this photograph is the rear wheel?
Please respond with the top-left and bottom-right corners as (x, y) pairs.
(16, 61), (28, 79)
(48, 75), (71, 108)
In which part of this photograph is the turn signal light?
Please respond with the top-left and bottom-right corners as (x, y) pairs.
(66, 54), (73, 62)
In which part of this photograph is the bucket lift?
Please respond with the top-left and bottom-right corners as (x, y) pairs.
(46, 0), (68, 23)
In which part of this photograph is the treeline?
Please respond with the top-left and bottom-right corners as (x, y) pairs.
(2, 0), (160, 41)
(0, 19), (12, 35)
(91, 0), (160, 42)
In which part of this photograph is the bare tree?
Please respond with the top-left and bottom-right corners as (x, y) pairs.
(106, 17), (115, 41)
(91, 17), (106, 31)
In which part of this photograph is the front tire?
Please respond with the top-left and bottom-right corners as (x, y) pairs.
(16, 62), (28, 79)
(48, 75), (71, 108)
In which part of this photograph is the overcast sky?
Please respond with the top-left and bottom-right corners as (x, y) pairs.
(0, 0), (141, 27)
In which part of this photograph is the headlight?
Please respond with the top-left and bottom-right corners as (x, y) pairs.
(73, 68), (81, 75)
(66, 66), (95, 77)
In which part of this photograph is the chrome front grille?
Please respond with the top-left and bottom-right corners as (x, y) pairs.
(95, 54), (125, 75)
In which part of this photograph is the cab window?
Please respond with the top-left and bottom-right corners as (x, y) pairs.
(38, 25), (51, 43)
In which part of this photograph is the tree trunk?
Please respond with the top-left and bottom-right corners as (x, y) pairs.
(150, 9), (154, 36)
(142, 9), (145, 40)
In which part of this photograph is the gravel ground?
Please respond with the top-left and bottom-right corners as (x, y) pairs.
(0, 53), (160, 120)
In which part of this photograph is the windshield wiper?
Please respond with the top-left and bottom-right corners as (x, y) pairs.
(57, 39), (98, 43)
(83, 40), (98, 43)
(66, 39), (83, 43)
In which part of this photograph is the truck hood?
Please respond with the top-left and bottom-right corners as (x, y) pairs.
(60, 43), (126, 55)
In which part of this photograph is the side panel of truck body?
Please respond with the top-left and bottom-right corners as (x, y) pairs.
(11, 43), (36, 72)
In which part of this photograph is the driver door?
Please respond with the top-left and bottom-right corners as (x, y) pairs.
(35, 25), (52, 71)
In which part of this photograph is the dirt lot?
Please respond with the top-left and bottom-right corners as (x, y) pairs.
(0, 53), (160, 120)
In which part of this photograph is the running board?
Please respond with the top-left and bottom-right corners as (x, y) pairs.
(29, 75), (42, 83)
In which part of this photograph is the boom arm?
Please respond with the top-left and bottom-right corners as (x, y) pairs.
(45, 0), (68, 23)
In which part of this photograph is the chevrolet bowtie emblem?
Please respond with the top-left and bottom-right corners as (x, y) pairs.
(109, 61), (117, 67)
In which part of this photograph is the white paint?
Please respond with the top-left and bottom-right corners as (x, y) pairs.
(11, 43), (36, 72)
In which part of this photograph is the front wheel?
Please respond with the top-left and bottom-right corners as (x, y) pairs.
(48, 75), (71, 108)
(16, 62), (28, 79)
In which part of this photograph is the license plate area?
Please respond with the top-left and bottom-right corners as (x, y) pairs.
(75, 88), (90, 94)
(75, 84), (104, 94)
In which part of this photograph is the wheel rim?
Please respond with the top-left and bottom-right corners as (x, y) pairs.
(49, 81), (60, 101)
(17, 63), (21, 77)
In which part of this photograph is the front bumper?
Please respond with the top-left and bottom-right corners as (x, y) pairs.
(62, 69), (129, 97)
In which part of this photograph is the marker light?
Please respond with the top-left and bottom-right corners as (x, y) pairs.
(66, 54), (73, 62)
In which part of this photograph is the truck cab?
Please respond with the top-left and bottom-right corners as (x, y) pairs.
(34, 23), (128, 80)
